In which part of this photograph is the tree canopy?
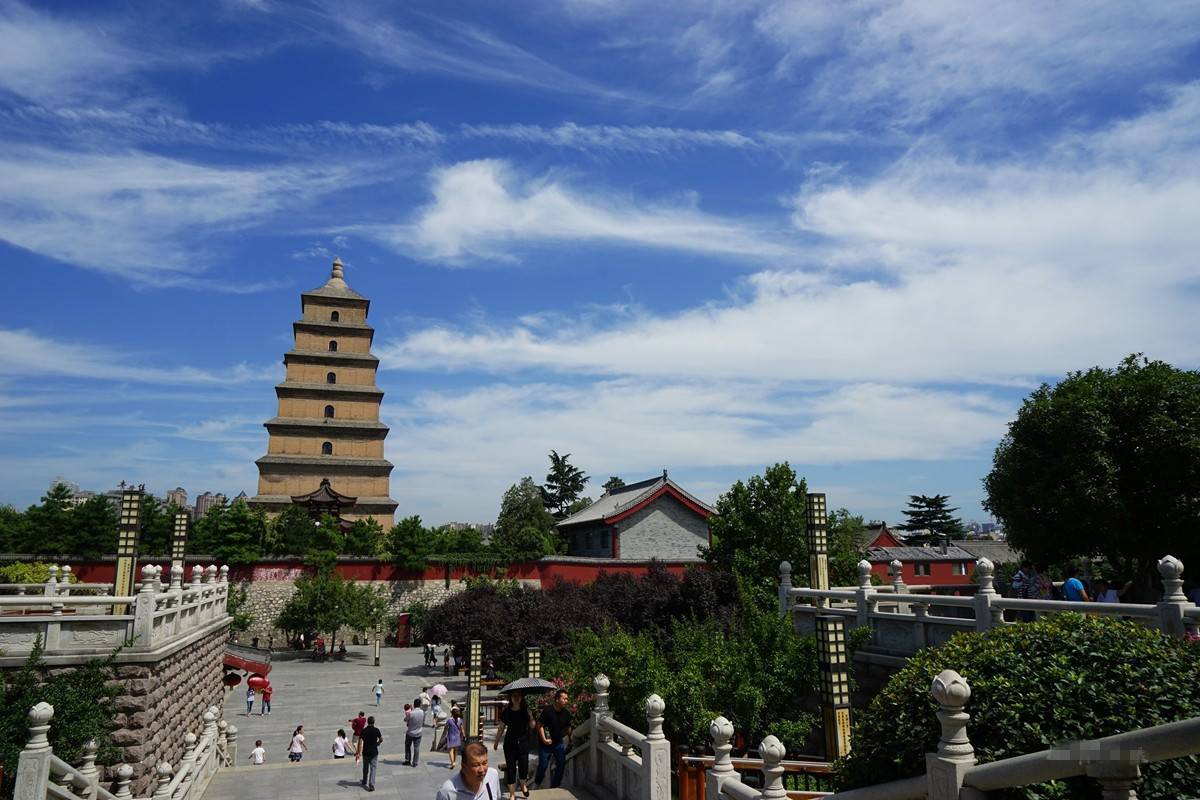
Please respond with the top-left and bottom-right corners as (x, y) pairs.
(701, 462), (809, 593)
(983, 355), (1200, 587)
(896, 494), (964, 541)
(493, 476), (558, 558)
(541, 450), (590, 519)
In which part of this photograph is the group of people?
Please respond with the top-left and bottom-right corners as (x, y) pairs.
(244, 685), (273, 716)
(1010, 561), (1133, 620)
(493, 689), (574, 800)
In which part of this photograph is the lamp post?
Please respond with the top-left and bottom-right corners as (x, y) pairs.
(807, 493), (829, 607)
(524, 646), (542, 679)
(373, 623), (382, 667)
(467, 639), (483, 741)
(171, 512), (189, 577)
(816, 615), (852, 758)
(113, 486), (145, 614)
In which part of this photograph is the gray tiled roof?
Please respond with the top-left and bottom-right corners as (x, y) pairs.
(957, 540), (1022, 564)
(866, 544), (977, 562)
(557, 472), (714, 528)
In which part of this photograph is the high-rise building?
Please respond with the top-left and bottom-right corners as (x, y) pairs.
(249, 258), (397, 527)
(166, 487), (188, 508)
(194, 491), (225, 519)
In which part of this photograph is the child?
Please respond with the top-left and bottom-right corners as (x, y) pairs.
(332, 729), (349, 759)
(248, 740), (265, 765)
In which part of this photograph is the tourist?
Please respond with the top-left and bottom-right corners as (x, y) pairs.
(356, 715), (383, 791)
(374, 678), (385, 705)
(261, 684), (272, 715)
(350, 711), (367, 745)
(1063, 565), (1091, 602)
(443, 648), (451, 676)
(245, 686), (255, 716)
(333, 729), (349, 759)
(533, 690), (573, 789)
(437, 742), (502, 800)
(248, 739), (265, 765)
(1095, 578), (1132, 603)
(338, 640), (347, 657)
(494, 689), (535, 800)
(288, 725), (308, 762)
(485, 658), (496, 680)
(1011, 560), (1036, 622)
(404, 696), (426, 766)
(419, 686), (434, 722)
(446, 706), (465, 768)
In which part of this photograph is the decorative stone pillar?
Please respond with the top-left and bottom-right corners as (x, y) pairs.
(151, 762), (173, 799)
(973, 558), (1000, 632)
(131, 564), (157, 646)
(113, 764), (135, 800)
(1085, 757), (1142, 800)
(759, 736), (788, 800)
(179, 733), (198, 790)
(15, 703), (54, 800)
(1156, 556), (1193, 636)
(643, 695), (670, 800)
(189, 566), (204, 588)
(225, 724), (239, 765)
(44, 565), (58, 596)
(705, 716), (736, 800)
(78, 740), (100, 800)
(890, 559), (908, 613)
(590, 674), (612, 784)
(778, 561), (793, 614)
(59, 566), (73, 596)
(855, 560), (876, 632)
(925, 670), (976, 800)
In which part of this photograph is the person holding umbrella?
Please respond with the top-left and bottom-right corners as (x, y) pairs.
(494, 689), (536, 800)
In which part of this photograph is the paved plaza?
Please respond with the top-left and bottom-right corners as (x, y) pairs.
(204, 642), (481, 800)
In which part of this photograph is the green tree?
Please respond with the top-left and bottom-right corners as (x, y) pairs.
(344, 517), (385, 557)
(602, 476), (626, 493)
(0, 504), (30, 553)
(304, 513), (345, 573)
(136, 495), (176, 556)
(66, 495), (118, 558)
(493, 477), (557, 558)
(23, 483), (75, 555)
(389, 515), (434, 569)
(274, 570), (389, 646)
(828, 508), (869, 586)
(701, 462), (809, 594)
(896, 494), (964, 541)
(190, 498), (267, 565)
(542, 451), (589, 519)
(984, 355), (1200, 589)
(269, 504), (319, 556)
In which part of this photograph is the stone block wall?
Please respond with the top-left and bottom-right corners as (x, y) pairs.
(107, 624), (229, 794)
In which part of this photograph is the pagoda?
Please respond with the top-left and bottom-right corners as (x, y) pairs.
(249, 258), (397, 527)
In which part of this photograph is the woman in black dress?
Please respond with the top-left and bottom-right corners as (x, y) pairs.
(493, 690), (535, 800)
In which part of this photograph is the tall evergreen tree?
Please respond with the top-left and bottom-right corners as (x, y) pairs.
(896, 494), (964, 540)
(541, 451), (589, 519)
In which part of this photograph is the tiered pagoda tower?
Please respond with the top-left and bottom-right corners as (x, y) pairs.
(249, 258), (397, 527)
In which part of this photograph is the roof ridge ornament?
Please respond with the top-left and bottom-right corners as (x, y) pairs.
(331, 257), (344, 281)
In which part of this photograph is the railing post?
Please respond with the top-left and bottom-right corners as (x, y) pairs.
(178, 733), (198, 793)
(706, 717), (736, 800)
(131, 565), (157, 647)
(758, 736), (787, 800)
(590, 674), (611, 784)
(189, 566), (204, 589)
(1155, 556), (1193, 636)
(59, 566), (73, 597)
(1085, 756), (1143, 800)
(43, 566), (58, 597)
(113, 764), (135, 800)
(78, 739), (100, 800)
(779, 561), (793, 614)
(925, 670), (976, 800)
(973, 558), (1000, 632)
(226, 723), (239, 765)
(152, 762), (173, 800)
(644, 695), (670, 800)
(855, 560), (875, 631)
(14, 703), (54, 800)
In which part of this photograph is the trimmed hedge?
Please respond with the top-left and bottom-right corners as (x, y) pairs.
(839, 614), (1200, 799)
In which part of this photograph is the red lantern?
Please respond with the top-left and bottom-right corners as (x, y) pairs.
(248, 674), (269, 692)
(223, 673), (242, 687)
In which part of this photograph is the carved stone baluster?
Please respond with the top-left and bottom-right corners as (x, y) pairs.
(1156, 555), (1193, 636)
(151, 762), (173, 799)
(974, 558), (1000, 632)
(15, 703), (55, 800)
(112, 764), (135, 800)
(706, 716), (736, 800)
(177, 733), (198, 795)
(925, 670), (976, 800)
(589, 674), (611, 784)
(225, 724), (239, 765)
(758, 736), (788, 800)
(643, 695), (669, 800)
(59, 566), (74, 597)
(778, 561), (793, 613)
(77, 739), (100, 800)
(1085, 758), (1143, 800)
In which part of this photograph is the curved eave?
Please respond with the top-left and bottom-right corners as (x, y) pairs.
(264, 417), (389, 432)
(284, 349), (380, 366)
(603, 486), (714, 526)
(275, 382), (384, 400)
(293, 320), (376, 340)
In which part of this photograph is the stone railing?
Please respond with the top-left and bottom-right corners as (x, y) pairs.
(705, 670), (1200, 800)
(0, 564), (230, 662)
(13, 701), (236, 800)
(561, 675), (672, 800)
(780, 554), (1199, 654)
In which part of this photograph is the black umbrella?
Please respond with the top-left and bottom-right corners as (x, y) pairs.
(500, 677), (557, 693)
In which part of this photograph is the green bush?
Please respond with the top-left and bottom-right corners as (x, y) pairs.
(839, 614), (1200, 799)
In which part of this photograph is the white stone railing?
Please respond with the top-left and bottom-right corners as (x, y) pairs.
(0, 564), (230, 660)
(705, 670), (1200, 800)
(13, 701), (237, 800)
(779, 554), (1199, 654)
(561, 675), (672, 800)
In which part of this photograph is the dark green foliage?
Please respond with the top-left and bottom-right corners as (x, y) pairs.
(702, 462), (810, 593)
(226, 582), (253, 633)
(541, 450), (589, 519)
(0, 637), (121, 800)
(137, 496), (186, 557)
(896, 494), (965, 541)
(389, 515), (434, 568)
(0, 504), (31, 553)
(189, 498), (267, 564)
(343, 518), (385, 557)
(828, 508), (870, 586)
(492, 477), (557, 558)
(839, 615), (1200, 799)
(5, 485), (119, 558)
(274, 568), (390, 645)
(984, 355), (1200, 592)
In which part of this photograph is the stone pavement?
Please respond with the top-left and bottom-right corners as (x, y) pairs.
(204, 643), (478, 800)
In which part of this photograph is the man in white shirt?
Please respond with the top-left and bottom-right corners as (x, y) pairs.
(437, 742), (502, 800)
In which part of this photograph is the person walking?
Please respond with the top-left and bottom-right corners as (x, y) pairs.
(437, 742), (502, 800)
(494, 689), (535, 800)
(288, 725), (308, 762)
(373, 678), (385, 706)
(446, 706), (465, 768)
(533, 690), (573, 789)
(245, 686), (255, 716)
(261, 685), (272, 715)
(248, 739), (265, 765)
(443, 648), (451, 676)
(349, 711), (367, 746)
(404, 696), (425, 766)
(356, 715), (383, 792)
(332, 729), (349, 759)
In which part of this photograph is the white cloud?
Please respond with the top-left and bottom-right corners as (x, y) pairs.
(367, 158), (798, 262)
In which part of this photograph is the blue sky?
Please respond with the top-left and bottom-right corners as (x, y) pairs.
(2, 1), (1199, 529)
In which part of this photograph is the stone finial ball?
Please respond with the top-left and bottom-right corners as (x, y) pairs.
(1158, 555), (1184, 579)
(116, 764), (134, 780)
(709, 715), (734, 742)
(140, 564), (156, 579)
(593, 674), (611, 692)
(156, 762), (173, 778)
(856, 560), (872, 577)
(779, 561), (791, 574)
(203, 711), (216, 724)
(930, 669), (972, 707)
(29, 702), (54, 724)
(645, 694), (666, 717)
(976, 557), (994, 574)
(184, 733), (197, 746)
(759, 735), (786, 761)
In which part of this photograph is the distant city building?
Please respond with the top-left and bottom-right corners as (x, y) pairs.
(249, 258), (397, 527)
(166, 487), (189, 508)
(445, 521), (495, 536)
(194, 491), (226, 519)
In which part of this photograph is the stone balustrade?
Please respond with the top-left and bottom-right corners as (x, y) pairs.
(13, 701), (235, 800)
(779, 554), (1199, 655)
(0, 564), (230, 664)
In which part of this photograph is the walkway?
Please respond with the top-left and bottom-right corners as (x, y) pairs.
(204, 643), (474, 800)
